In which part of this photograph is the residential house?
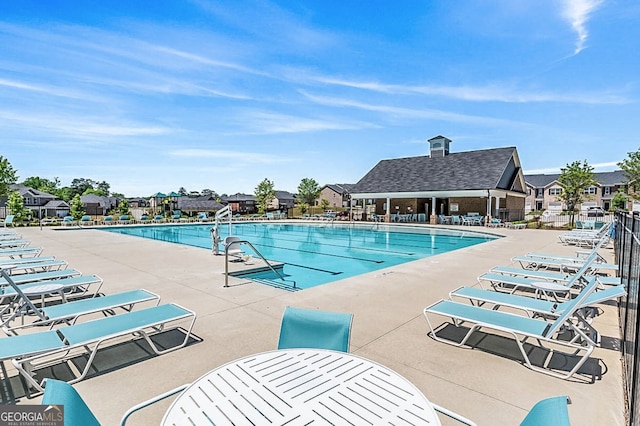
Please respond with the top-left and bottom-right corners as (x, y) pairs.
(524, 170), (630, 213)
(222, 193), (257, 215)
(318, 184), (353, 209)
(270, 191), (296, 213)
(2, 184), (70, 219)
(127, 197), (150, 208)
(80, 194), (118, 216)
(177, 195), (225, 216)
(349, 136), (527, 223)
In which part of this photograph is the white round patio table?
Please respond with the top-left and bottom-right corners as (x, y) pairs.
(162, 348), (441, 426)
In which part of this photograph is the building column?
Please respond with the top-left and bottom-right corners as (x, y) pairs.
(385, 197), (391, 222)
(430, 196), (438, 224)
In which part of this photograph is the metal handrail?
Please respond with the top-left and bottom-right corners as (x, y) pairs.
(224, 239), (293, 288)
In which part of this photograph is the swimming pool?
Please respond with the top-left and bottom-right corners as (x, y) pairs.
(99, 222), (499, 289)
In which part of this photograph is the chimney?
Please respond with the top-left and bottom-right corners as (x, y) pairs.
(427, 135), (451, 157)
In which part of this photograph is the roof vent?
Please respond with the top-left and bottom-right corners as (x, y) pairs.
(427, 135), (452, 157)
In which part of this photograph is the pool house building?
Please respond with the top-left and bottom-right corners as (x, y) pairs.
(350, 135), (527, 223)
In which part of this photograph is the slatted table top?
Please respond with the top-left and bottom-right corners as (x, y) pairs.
(162, 348), (441, 426)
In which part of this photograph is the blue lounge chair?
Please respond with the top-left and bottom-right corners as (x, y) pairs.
(2, 215), (14, 227)
(61, 216), (76, 226)
(41, 379), (101, 426)
(102, 215), (115, 225)
(79, 215), (93, 226)
(424, 277), (600, 379)
(278, 306), (353, 352)
(0, 247), (44, 259)
(0, 239), (30, 248)
(10, 303), (196, 391)
(520, 396), (571, 426)
(4, 288), (159, 335)
(449, 283), (626, 319)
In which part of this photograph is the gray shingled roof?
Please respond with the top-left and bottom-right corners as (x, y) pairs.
(350, 147), (518, 193)
(524, 170), (628, 188)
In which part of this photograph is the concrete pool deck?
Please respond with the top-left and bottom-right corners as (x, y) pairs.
(5, 223), (625, 425)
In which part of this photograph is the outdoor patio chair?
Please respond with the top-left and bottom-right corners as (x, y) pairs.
(61, 216), (76, 226)
(0, 239), (30, 248)
(424, 277), (600, 379)
(449, 281), (625, 320)
(3, 288), (160, 335)
(278, 306), (353, 352)
(2, 215), (14, 227)
(0, 247), (44, 259)
(41, 379), (101, 426)
(9, 302), (196, 391)
(79, 215), (93, 226)
(519, 396), (571, 426)
(511, 255), (618, 274)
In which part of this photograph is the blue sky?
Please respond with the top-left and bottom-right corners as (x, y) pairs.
(1, 0), (638, 197)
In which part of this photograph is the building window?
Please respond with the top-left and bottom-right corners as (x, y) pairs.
(536, 189), (543, 197)
(583, 187), (597, 195)
(548, 188), (562, 195)
(604, 186), (611, 196)
(526, 188), (531, 196)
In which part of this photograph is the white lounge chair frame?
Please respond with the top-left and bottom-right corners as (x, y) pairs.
(424, 277), (600, 380)
(10, 303), (196, 392)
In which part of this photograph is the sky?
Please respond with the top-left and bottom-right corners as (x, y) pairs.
(1, 1), (639, 197)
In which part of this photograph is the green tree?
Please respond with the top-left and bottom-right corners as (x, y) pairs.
(96, 181), (110, 196)
(69, 194), (86, 220)
(320, 199), (330, 211)
(611, 190), (628, 211)
(83, 188), (108, 197)
(298, 201), (308, 215)
(557, 160), (597, 226)
(70, 178), (97, 197)
(0, 156), (18, 198)
(254, 178), (275, 214)
(115, 198), (131, 215)
(22, 176), (60, 194)
(297, 178), (321, 205)
(618, 147), (640, 199)
(6, 190), (30, 223)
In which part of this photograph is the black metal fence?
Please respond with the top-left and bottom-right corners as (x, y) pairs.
(615, 211), (640, 426)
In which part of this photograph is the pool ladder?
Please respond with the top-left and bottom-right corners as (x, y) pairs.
(224, 239), (297, 290)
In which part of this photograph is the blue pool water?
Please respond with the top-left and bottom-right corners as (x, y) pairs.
(99, 222), (498, 289)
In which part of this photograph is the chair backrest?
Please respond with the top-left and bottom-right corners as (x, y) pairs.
(224, 236), (241, 246)
(3, 215), (14, 226)
(545, 277), (598, 337)
(41, 379), (101, 426)
(277, 306), (353, 352)
(519, 396), (570, 426)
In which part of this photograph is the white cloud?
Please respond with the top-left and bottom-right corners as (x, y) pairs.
(561, 0), (605, 55)
(310, 76), (627, 104)
(169, 149), (290, 163)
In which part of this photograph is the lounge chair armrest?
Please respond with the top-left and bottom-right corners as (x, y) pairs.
(120, 384), (189, 425)
(431, 402), (477, 425)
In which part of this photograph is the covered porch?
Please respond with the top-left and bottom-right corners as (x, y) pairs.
(350, 189), (526, 224)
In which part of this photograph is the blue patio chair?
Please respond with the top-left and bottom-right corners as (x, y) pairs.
(2, 215), (14, 227)
(42, 379), (100, 426)
(519, 396), (571, 426)
(79, 215), (93, 226)
(278, 306), (353, 352)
